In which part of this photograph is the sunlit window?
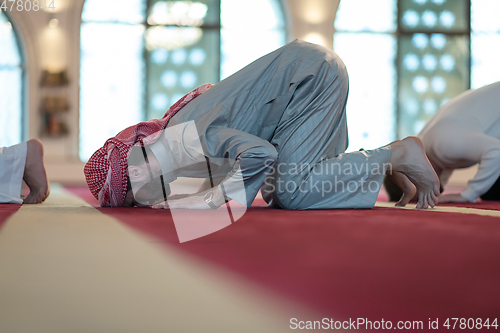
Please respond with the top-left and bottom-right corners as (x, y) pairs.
(334, 0), (397, 152)
(398, 0), (470, 139)
(80, 0), (146, 161)
(145, 0), (220, 123)
(334, 0), (500, 151)
(220, 0), (286, 79)
(471, 0), (500, 88)
(79, 0), (286, 161)
(0, 11), (23, 147)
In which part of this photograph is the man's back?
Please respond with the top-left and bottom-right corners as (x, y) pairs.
(419, 81), (500, 139)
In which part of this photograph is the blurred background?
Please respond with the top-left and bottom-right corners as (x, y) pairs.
(0, 0), (499, 183)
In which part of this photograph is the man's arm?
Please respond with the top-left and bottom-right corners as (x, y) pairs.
(153, 128), (278, 209)
(205, 128), (278, 207)
(437, 132), (500, 203)
(197, 176), (225, 193)
(460, 146), (500, 202)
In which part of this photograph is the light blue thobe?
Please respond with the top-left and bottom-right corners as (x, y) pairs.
(166, 40), (391, 209)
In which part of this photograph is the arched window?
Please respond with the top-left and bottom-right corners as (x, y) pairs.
(334, 0), (500, 152)
(79, 0), (287, 161)
(0, 11), (23, 147)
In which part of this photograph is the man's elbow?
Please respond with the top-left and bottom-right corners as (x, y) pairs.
(237, 142), (278, 170)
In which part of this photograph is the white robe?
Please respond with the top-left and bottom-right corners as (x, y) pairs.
(418, 81), (500, 202)
(0, 141), (26, 204)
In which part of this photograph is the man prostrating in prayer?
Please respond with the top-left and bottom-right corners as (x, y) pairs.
(84, 40), (440, 211)
(385, 81), (500, 205)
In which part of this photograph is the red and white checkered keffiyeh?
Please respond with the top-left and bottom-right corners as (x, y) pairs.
(84, 83), (213, 207)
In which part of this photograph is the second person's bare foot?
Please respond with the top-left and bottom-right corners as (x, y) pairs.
(23, 139), (50, 204)
(389, 137), (440, 209)
(386, 170), (417, 207)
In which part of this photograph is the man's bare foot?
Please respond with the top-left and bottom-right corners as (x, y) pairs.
(389, 137), (440, 209)
(386, 170), (417, 207)
(23, 139), (50, 204)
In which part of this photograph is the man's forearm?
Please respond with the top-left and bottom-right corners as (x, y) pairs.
(197, 176), (226, 193)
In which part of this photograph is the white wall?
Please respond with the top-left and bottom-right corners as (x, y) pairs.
(8, 0), (83, 162)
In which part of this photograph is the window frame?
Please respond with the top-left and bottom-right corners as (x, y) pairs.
(333, 0), (475, 140)
(79, 0), (288, 161)
(395, 0), (472, 138)
(143, 0), (222, 120)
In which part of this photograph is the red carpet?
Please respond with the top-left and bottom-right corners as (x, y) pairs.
(66, 185), (500, 330)
(0, 204), (21, 230)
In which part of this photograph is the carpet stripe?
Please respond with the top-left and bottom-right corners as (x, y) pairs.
(376, 201), (500, 217)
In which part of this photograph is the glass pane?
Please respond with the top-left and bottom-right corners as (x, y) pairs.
(334, 0), (397, 32)
(220, 0), (286, 79)
(221, 0), (284, 29)
(221, 29), (285, 79)
(82, 0), (146, 24)
(471, 33), (500, 88)
(0, 12), (21, 66)
(398, 33), (469, 137)
(0, 68), (22, 146)
(334, 33), (397, 152)
(471, 0), (500, 33)
(146, 29), (219, 119)
(0, 11), (22, 147)
(399, 0), (469, 32)
(79, 23), (145, 161)
(148, 0), (220, 26)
